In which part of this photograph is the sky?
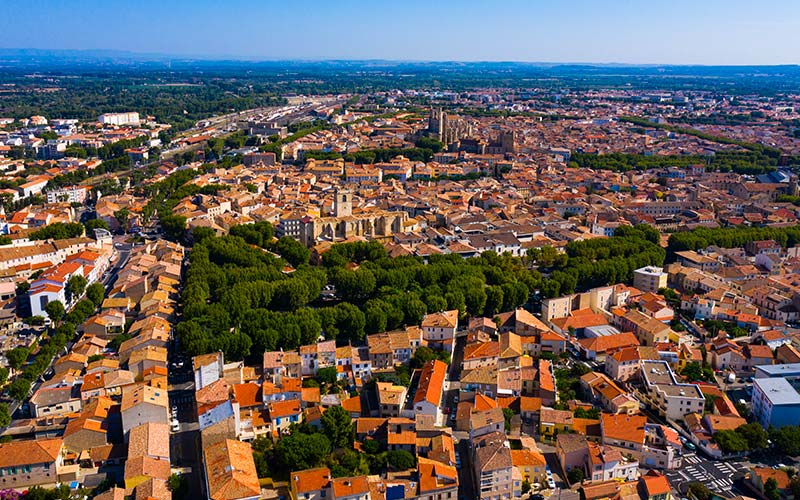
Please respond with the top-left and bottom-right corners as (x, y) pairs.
(1, 0), (799, 65)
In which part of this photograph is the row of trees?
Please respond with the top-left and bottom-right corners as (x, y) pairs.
(179, 224), (666, 361)
(666, 225), (800, 261)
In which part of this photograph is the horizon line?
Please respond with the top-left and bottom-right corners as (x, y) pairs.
(0, 47), (798, 68)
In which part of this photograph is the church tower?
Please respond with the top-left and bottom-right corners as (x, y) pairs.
(334, 189), (352, 218)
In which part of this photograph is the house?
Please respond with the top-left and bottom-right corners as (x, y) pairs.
(203, 439), (261, 500)
(417, 457), (458, 500)
(473, 432), (516, 500)
(421, 310), (459, 352)
(63, 396), (117, 453)
(376, 382), (407, 418)
(412, 360), (446, 422)
(0, 438), (65, 488)
(557, 434), (590, 481)
(30, 385), (82, 418)
(331, 475), (371, 500)
(194, 352), (225, 390)
(639, 471), (672, 500)
(511, 449), (548, 485)
(748, 467), (790, 500)
(290, 467), (332, 500)
(539, 407), (574, 441)
(267, 399), (302, 434)
(120, 384), (169, 436)
(586, 441), (639, 483)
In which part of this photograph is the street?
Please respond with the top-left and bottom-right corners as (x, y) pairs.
(663, 453), (747, 498)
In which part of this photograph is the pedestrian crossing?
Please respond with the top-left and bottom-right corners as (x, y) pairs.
(667, 454), (743, 498)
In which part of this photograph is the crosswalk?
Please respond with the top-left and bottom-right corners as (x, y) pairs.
(668, 454), (743, 498)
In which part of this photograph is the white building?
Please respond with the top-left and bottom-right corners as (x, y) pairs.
(633, 266), (668, 294)
(98, 112), (140, 127)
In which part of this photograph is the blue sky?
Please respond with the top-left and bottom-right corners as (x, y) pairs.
(1, 0), (799, 64)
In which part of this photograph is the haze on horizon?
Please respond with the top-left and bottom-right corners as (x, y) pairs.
(1, 0), (799, 65)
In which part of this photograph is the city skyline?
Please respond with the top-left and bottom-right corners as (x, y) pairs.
(2, 0), (800, 65)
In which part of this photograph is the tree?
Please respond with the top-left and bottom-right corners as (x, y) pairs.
(712, 429), (748, 454)
(521, 480), (532, 495)
(113, 208), (131, 233)
(0, 404), (10, 428)
(5, 347), (28, 370)
(681, 361), (713, 382)
(316, 366), (338, 386)
(65, 274), (87, 302)
(275, 236), (310, 267)
(0, 367), (8, 385)
(386, 450), (415, 470)
(765, 477), (781, 500)
(44, 300), (65, 323)
(275, 432), (331, 472)
(83, 218), (109, 235)
(160, 214), (187, 242)
(567, 467), (585, 484)
(85, 282), (105, 306)
(321, 405), (354, 449)
(688, 483), (713, 500)
(503, 408), (514, 432)
(168, 473), (189, 500)
(7, 378), (30, 401)
(736, 422), (768, 450)
(770, 426), (800, 457)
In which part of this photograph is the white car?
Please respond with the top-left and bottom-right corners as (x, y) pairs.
(547, 479), (556, 490)
(170, 420), (180, 432)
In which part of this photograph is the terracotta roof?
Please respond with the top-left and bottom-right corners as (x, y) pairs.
(413, 360), (447, 407)
(0, 438), (63, 467)
(601, 413), (646, 444)
(291, 467), (332, 494)
(204, 439), (261, 500)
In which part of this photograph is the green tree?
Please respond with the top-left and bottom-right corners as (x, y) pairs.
(8, 378), (30, 401)
(0, 367), (8, 385)
(44, 300), (65, 323)
(736, 422), (768, 450)
(765, 477), (781, 500)
(386, 450), (415, 470)
(0, 403), (10, 428)
(688, 483), (713, 500)
(316, 366), (338, 386)
(83, 218), (109, 234)
(160, 214), (188, 242)
(85, 282), (105, 306)
(275, 432), (331, 472)
(275, 236), (310, 267)
(114, 208), (131, 233)
(503, 408), (514, 432)
(770, 426), (800, 457)
(321, 405), (354, 449)
(5, 347), (29, 370)
(168, 473), (189, 500)
(567, 467), (585, 484)
(65, 274), (87, 302)
(712, 429), (748, 453)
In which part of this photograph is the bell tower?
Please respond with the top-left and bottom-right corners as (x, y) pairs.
(334, 189), (352, 218)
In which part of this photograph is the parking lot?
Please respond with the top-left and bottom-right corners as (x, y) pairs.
(664, 454), (746, 498)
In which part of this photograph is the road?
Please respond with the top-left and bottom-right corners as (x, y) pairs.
(664, 453), (747, 498)
(8, 234), (134, 419)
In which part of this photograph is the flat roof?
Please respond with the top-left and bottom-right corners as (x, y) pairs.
(755, 363), (800, 378)
(754, 377), (800, 405)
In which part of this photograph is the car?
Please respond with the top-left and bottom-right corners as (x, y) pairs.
(684, 441), (696, 451)
(531, 495), (545, 500)
(547, 479), (556, 490)
(775, 464), (787, 470)
(453, 394), (459, 404)
(170, 420), (180, 432)
(444, 407), (450, 414)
